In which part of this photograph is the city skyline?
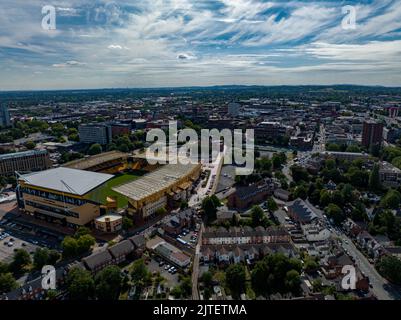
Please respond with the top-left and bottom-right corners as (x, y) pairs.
(1, 0), (401, 90)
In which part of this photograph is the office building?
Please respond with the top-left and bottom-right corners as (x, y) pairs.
(362, 120), (383, 149)
(78, 123), (112, 145)
(0, 149), (51, 176)
(17, 167), (113, 227)
(0, 103), (11, 127)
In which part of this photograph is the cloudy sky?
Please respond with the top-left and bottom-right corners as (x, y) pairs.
(1, 0), (401, 90)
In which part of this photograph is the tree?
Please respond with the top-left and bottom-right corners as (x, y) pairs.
(380, 189), (401, 209)
(75, 226), (91, 238)
(267, 197), (278, 212)
(250, 205), (265, 227)
(122, 216), (134, 230)
(294, 184), (308, 200)
(200, 271), (213, 288)
(10, 249), (31, 274)
(0, 262), (8, 274)
(225, 264), (246, 296)
(61, 236), (79, 259)
(24, 140), (36, 150)
(67, 267), (94, 300)
(202, 196), (218, 222)
(284, 270), (301, 294)
(291, 166), (309, 182)
(369, 163), (382, 191)
(0, 272), (18, 293)
(376, 255), (401, 285)
(33, 248), (60, 270)
(170, 286), (183, 298)
(320, 190), (332, 208)
(95, 265), (122, 300)
(88, 143), (102, 155)
(178, 275), (192, 298)
(155, 207), (167, 215)
(77, 234), (95, 254)
(130, 259), (151, 287)
(326, 203), (345, 225)
(33, 248), (50, 270)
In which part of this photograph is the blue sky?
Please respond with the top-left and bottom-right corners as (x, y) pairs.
(1, 0), (401, 90)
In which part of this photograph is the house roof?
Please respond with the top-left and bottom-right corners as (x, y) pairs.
(289, 199), (318, 222)
(82, 250), (113, 270)
(108, 240), (135, 258)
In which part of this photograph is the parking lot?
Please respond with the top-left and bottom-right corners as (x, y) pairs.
(0, 229), (39, 263)
(147, 257), (180, 289)
(178, 229), (199, 248)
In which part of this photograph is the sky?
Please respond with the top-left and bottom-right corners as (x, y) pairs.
(1, 0), (401, 90)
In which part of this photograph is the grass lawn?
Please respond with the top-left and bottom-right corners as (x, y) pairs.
(87, 172), (140, 208)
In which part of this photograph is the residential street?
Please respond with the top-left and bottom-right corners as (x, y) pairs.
(334, 230), (401, 300)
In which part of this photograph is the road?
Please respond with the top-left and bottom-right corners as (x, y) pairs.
(334, 230), (401, 300)
(191, 223), (204, 300)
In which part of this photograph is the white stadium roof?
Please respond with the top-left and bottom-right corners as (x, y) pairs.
(20, 167), (113, 196)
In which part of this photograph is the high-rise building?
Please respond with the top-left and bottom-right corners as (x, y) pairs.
(78, 123), (112, 145)
(362, 120), (383, 149)
(0, 103), (11, 127)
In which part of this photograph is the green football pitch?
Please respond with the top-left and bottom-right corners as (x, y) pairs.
(87, 172), (140, 208)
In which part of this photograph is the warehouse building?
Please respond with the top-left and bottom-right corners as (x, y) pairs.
(113, 163), (201, 220)
(17, 167), (113, 228)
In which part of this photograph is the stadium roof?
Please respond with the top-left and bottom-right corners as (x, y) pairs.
(113, 163), (199, 201)
(63, 151), (128, 170)
(20, 167), (113, 196)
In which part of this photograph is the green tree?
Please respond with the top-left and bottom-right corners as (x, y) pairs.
(380, 189), (401, 209)
(77, 234), (95, 254)
(0, 272), (18, 293)
(10, 249), (31, 274)
(95, 265), (122, 300)
(369, 163), (382, 191)
(250, 205), (265, 227)
(24, 140), (36, 150)
(122, 217), (134, 230)
(67, 267), (94, 300)
(376, 255), (401, 285)
(284, 270), (301, 294)
(225, 264), (246, 297)
(267, 197), (278, 212)
(130, 259), (151, 287)
(202, 196), (218, 222)
(61, 236), (79, 259)
(326, 203), (345, 225)
(88, 143), (102, 155)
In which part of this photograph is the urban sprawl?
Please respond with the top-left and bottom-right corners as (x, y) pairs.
(1, 86), (401, 301)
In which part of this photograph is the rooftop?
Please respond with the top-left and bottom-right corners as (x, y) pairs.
(20, 167), (113, 196)
(113, 163), (200, 201)
(63, 150), (128, 170)
(0, 149), (48, 161)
